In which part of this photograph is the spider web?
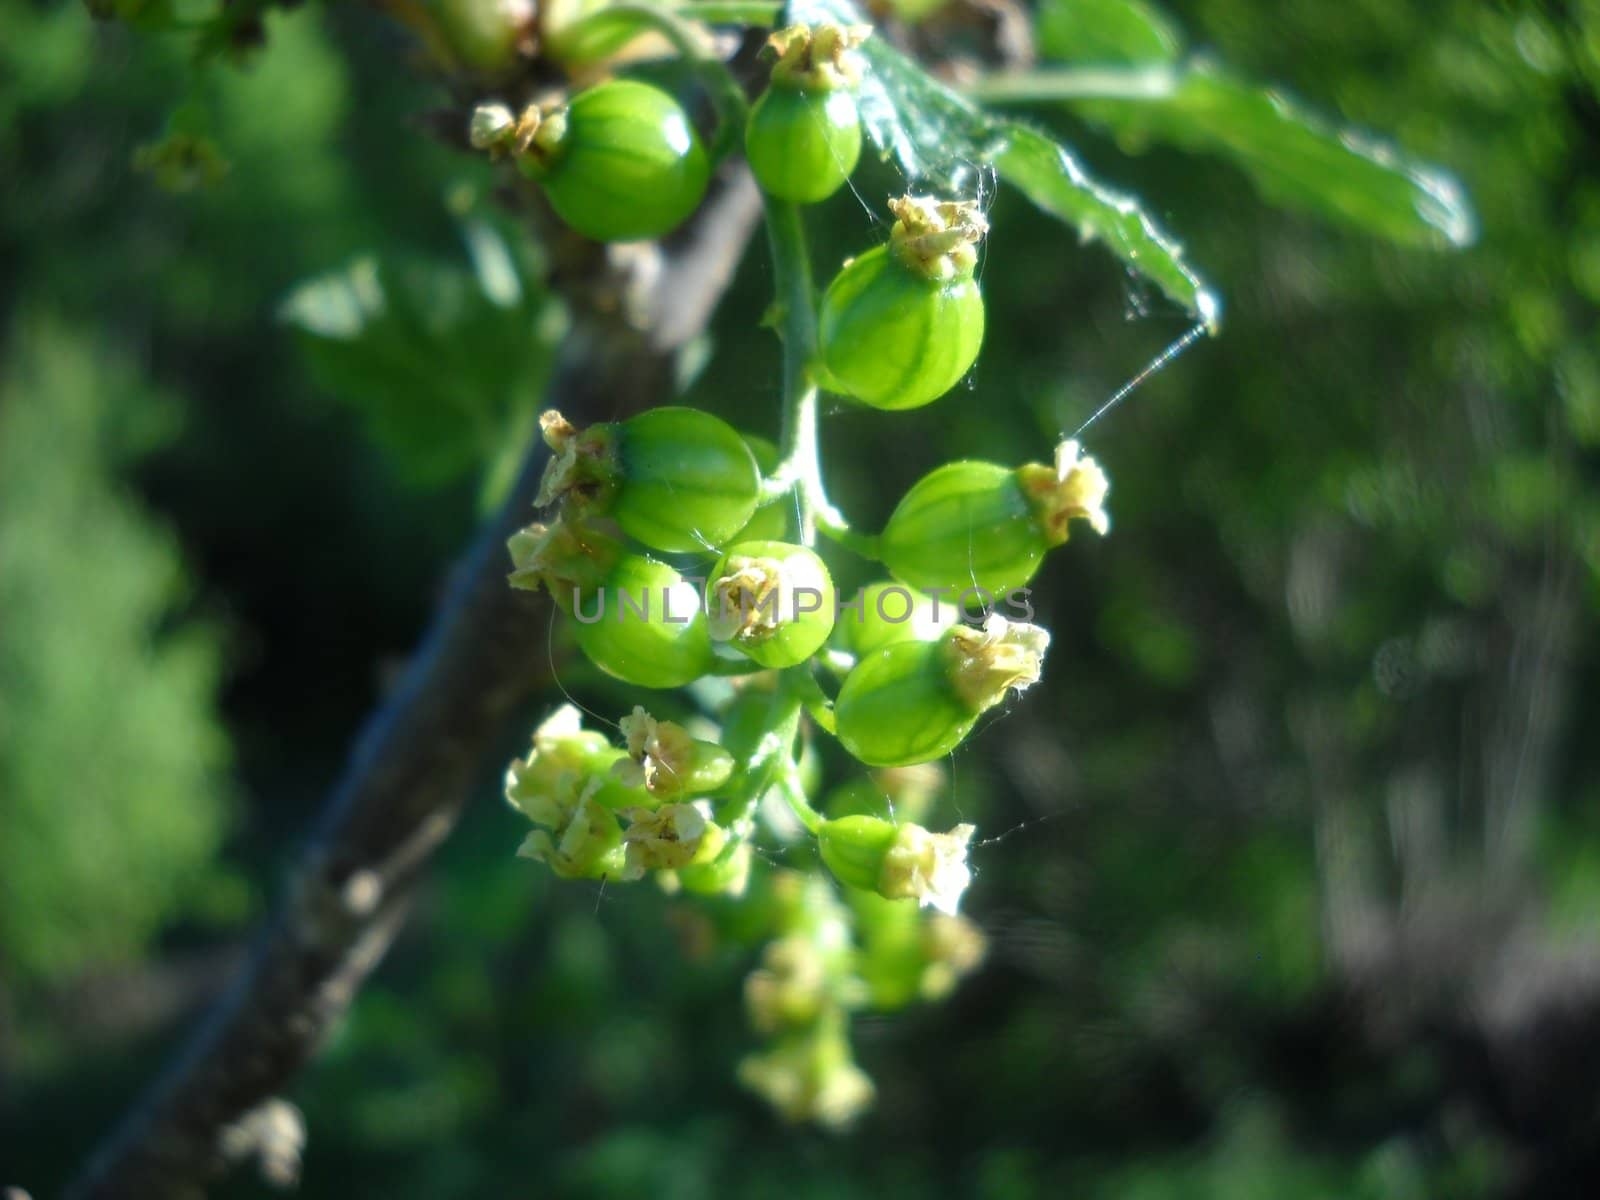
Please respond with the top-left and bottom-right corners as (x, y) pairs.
(788, 0), (1222, 331)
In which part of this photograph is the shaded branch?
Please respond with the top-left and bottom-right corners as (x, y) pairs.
(68, 169), (763, 1200)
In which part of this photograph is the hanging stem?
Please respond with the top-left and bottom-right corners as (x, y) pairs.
(763, 199), (874, 555)
(777, 760), (823, 834)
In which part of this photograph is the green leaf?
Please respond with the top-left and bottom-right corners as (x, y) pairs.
(280, 221), (561, 487)
(972, 61), (1477, 250)
(789, 0), (1220, 325)
(0, 311), (235, 988)
(1036, 0), (1184, 66)
(989, 123), (1219, 328)
(1072, 62), (1476, 248)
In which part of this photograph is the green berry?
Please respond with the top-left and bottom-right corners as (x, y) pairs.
(833, 639), (978, 767)
(817, 814), (899, 893)
(745, 85), (861, 204)
(422, 0), (527, 74)
(881, 441), (1113, 595)
(818, 197), (987, 411)
(816, 815), (976, 913)
(524, 80), (709, 242)
(676, 841), (753, 896)
(505, 704), (640, 826)
(571, 552), (715, 689)
(538, 407), (762, 554)
(708, 540), (836, 669)
(880, 461), (1044, 597)
(838, 580), (956, 658)
(507, 519), (625, 596)
(834, 618), (1049, 767)
(517, 795), (627, 880)
(617, 706), (736, 801)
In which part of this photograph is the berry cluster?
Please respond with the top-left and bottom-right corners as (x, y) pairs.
(476, 19), (1111, 1123)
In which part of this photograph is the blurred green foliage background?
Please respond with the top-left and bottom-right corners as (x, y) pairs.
(3, 0), (1598, 1195)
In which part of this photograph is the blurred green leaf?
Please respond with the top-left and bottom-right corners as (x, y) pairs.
(792, 0), (1220, 324)
(0, 312), (235, 988)
(1074, 62), (1477, 248)
(1037, 0), (1184, 66)
(975, 61), (1476, 249)
(280, 221), (562, 487)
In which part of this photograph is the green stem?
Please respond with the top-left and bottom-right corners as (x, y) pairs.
(789, 664), (837, 735)
(816, 515), (880, 560)
(717, 680), (803, 829)
(763, 199), (871, 553)
(777, 761), (823, 833)
(766, 200), (818, 464)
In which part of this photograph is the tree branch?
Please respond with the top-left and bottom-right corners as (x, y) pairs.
(67, 169), (763, 1200)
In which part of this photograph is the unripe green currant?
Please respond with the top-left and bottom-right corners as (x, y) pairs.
(676, 840), (754, 897)
(881, 461), (1038, 596)
(744, 25), (870, 204)
(834, 616), (1050, 767)
(838, 580), (955, 658)
(517, 793), (628, 880)
(505, 704), (644, 825)
(572, 552), (716, 689)
(537, 407), (762, 553)
(880, 440), (1111, 595)
(746, 89), (861, 204)
(421, 0), (531, 74)
(619, 801), (727, 880)
(507, 518), (624, 596)
(818, 196), (987, 410)
(816, 814), (898, 892)
(817, 815), (976, 913)
(613, 706), (736, 801)
(708, 540), (836, 668)
(482, 80), (709, 242)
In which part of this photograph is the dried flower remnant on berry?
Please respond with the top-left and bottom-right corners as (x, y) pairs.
(709, 553), (788, 645)
(819, 815), (977, 914)
(764, 22), (872, 90)
(1016, 438), (1111, 542)
(503, 704), (617, 825)
(517, 792), (626, 880)
(615, 706), (691, 791)
(888, 195), (988, 281)
(534, 409), (619, 510)
(505, 518), (621, 594)
(468, 98), (566, 167)
(879, 822), (976, 915)
(620, 801), (725, 880)
(943, 615), (1050, 712)
(612, 706), (734, 800)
